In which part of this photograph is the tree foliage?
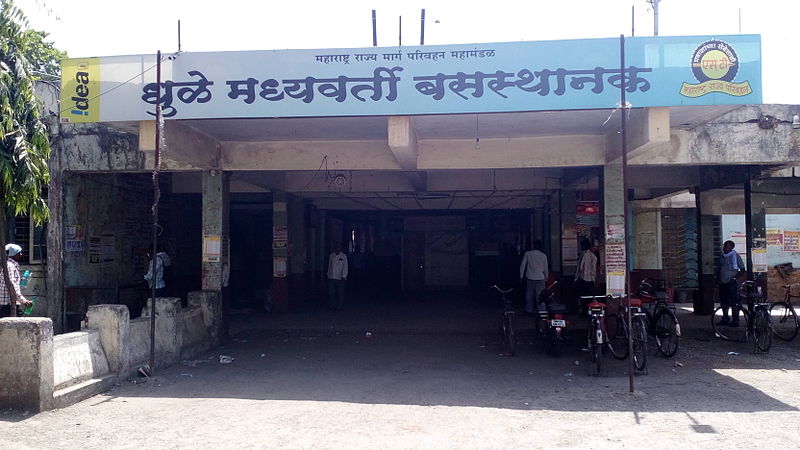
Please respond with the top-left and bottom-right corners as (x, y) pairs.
(22, 28), (66, 78)
(1, 0), (54, 315)
(0, 0), (51, 223)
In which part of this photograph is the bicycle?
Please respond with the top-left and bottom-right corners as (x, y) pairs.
(583, 295), (610, 376)
(770, 283), (800, 341)
(712, 281), (773, 353)
(492, 285), (516, 356)
(637, 279), (681, 357)
(604, 294), (648, 373)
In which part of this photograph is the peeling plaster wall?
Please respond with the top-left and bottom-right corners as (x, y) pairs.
(60, 124), (144, 172)
(63, 173), (174, 321)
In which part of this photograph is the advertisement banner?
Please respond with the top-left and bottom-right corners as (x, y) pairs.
(59, 34), (762, 123)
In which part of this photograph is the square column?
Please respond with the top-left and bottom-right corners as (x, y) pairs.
(604, 163), (627, 295)
(201, 171), (230, 291)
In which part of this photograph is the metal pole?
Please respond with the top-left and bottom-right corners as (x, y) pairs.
(738, 8), (742, 34)
(372, 10), (377, 46)
(399, 15), (402, 47)
(178, 20), (181, 52)
(653, 0), (659, 36)
(149, 50), (163, 375)
(420, 8), (426, 45)
(631, 5), (635, 37)
(619, 34), (634, 393)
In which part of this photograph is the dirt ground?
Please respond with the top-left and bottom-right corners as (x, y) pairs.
(2, 303), (800, 449)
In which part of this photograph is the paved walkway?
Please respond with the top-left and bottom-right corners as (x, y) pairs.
(3, 293), (800, 449)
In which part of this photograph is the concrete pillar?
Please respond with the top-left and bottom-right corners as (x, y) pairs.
(188, 290), (223, 346)
(46, 142), (65, 334)
(560, 189), (577, 276)
(549, 192), (561, 274)
(632, 210), (662, 270)
(288, 195), (307, 309)
(201, 170), (230, 330)
(141, 297), (183, 366)
(604, 163), (627, 295)
(0, 318), (54, 411)
(746, 177), (768, 287)
(271, 191), (290, 312)
(85, 304), (130, 375)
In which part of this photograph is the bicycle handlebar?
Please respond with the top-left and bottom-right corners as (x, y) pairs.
(490, 285), (514, 294)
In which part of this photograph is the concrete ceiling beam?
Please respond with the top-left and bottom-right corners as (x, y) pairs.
(138, 120), (222, 170)
(606, 107), (670, 164)
(419, 135), (605, 169)
(221, 140), (401, 171)
(387, 116), (426, 191)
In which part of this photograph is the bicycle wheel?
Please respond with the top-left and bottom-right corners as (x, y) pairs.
(654, 308), (680, 357)
(604, 313), (629, 360)
(770, 302), (799, 341)
(587, 321), (603, 376)
(753, 308), (772, 353)
(503, 316), (515, 355)
(631, 317), (648, 372)
(712, 306), (748, 342)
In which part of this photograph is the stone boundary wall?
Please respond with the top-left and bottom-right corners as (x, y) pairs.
(0, 291), (221, 412)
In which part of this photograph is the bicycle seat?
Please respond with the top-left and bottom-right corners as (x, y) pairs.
(547, 303), (568, 314)
(654, 291), (669, 301)
(620, 297), (643, 307)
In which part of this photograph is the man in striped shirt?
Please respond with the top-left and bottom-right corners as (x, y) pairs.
(1, 244), (32, 318)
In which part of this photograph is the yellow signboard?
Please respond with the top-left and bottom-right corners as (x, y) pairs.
(60, 58), (100, 123)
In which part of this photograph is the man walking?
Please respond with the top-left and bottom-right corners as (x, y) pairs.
(717, 240), (746, 326)
(575, 238), (598, 315)
(520, 240), (549, 314)
(1, 243), (32, 318)
(327, 243), (348, 311)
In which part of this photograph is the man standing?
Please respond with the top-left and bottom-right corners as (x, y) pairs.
(717, 240), (746, 326)
(1, 243), (32, 318)
(575, 238), (598, 315)
(520, 240), (549, 314)
(327, 243), (348, 311)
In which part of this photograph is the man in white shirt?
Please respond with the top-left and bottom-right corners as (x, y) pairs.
(575, 238), (598, 316)
(519, 240), (549, 314)
(327, 243), (349, 310)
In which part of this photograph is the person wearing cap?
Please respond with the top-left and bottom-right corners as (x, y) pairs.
(1, 243), (32, 318)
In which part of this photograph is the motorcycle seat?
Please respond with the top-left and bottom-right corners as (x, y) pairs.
(547, 303), (569, 314)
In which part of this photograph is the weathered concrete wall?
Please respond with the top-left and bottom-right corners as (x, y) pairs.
(0, 318), (54, 411)
(140, 298), (183, 366)
(61, 124), (144, 172)
(52, 331), (110, 390)
(630, 105), (800, 165)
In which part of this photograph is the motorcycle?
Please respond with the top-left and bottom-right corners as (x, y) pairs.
(536, 281), (568, 356)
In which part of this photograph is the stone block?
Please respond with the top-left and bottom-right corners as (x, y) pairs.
(86, 304), (130, 375)
(0, 318), (54, 411)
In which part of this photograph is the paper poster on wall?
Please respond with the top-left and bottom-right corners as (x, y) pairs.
(88, 236), (101, 264)
(273, 226), (288, 240)
(273, 257), (287, 277)
(607, 271), (626, 294)
(606, 223), (625, 242)
(605, 242), (627, 272)
(784, 231), (800, 252)
(100, 232), (116, 266)
(766, 228), (784, 247)
(203, 234), (222, 262)
(752, 247), (768, 273)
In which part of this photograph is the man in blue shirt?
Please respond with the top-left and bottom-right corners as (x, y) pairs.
(717, 240), (746, 326)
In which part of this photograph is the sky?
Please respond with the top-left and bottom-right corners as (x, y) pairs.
(15, 0), (800, 104)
